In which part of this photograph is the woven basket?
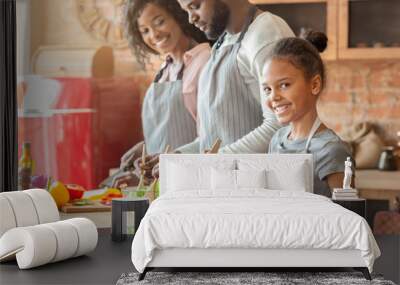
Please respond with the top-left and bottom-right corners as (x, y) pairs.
(374, 211), (400, 235)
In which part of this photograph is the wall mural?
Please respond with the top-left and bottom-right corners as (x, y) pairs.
(77, 0), (128, 48)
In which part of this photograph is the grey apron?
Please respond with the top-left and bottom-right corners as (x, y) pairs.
(277, 117), (322, 154)
(277, 118), (334, 197)
(197, 7), (263, 152)
(142, 61), (197, 154)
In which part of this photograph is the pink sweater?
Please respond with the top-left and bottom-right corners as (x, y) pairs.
(158, 43), (211, 121)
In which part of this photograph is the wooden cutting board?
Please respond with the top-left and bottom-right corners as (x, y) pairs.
(61, 201), (111, 213)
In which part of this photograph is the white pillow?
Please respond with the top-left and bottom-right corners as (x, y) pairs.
(211, 169), (268, 190)
(167, 162), (210, 191)
(211, 168), (236, 190)
(236, 169), (267, 189)
(266, 161), (308, 191)
(237, 158), (310, 192)
(165, 159), (236, 193)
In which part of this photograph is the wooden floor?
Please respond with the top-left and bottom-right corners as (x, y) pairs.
(0, 230), (398, 285)
(0, 229), (134, 285)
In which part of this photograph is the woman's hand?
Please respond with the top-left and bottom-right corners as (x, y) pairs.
(111, 171), (140, 189)
(133, 154), (160, 181)
(120, 141), (145, 170)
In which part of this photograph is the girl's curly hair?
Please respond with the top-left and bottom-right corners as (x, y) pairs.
(124, 0), (208, 69)
(270, 30), (328, 90)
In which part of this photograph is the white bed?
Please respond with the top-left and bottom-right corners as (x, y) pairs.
(131, 154), (380, 280)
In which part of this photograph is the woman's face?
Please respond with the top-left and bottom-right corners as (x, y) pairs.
(137, 3), (185, 55)
(262, 58), (321, 125)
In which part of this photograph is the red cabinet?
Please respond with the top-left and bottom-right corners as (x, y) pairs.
(18, 76), (148, 189)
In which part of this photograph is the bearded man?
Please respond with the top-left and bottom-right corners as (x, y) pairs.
(176, 0), (295, 153)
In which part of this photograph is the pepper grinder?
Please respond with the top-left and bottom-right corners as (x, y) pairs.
(378, 146), (397, 171)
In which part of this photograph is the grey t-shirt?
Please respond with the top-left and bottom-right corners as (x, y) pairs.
(268, 126), (353, 198)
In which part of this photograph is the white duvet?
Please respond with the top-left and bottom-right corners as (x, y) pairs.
(131, 190), (380, 273)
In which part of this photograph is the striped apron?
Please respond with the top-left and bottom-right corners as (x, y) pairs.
(197, 7), (263, 152)
(142, 62), (197, 154)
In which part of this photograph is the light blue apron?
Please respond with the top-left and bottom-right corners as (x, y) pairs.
(142, 61), (197, 154)
(196, 7), (263, 152)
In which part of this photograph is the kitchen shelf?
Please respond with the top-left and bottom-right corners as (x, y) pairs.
(338, 0), (400, 59)
(253, 0), (337, 60)
(252, 0), (400, 60)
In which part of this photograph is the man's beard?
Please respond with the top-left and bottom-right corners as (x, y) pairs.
(206, 0), (230, 40)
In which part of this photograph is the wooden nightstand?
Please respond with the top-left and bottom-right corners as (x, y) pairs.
(332, 198), (366, 218)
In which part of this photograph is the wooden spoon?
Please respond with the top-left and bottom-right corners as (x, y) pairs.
(147, 145), (171, 201)
(137, 144), (147, 188)
(208, 138), (222, 154)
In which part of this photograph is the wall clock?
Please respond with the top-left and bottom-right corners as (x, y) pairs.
(77, 0), (128, 48)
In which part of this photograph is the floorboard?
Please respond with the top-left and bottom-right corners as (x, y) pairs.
(1, 230), (398, 285)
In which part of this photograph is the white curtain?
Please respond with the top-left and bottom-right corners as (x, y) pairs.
(16, 0), (31, 78)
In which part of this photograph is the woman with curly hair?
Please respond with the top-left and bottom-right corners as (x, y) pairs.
(120, 0), (210, 173)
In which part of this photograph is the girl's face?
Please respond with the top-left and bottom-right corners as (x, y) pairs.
(262, 58), (321, 124)
(137, 3), (186, 55)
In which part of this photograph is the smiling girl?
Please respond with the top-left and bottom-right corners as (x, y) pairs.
(264, 30), (353, 197)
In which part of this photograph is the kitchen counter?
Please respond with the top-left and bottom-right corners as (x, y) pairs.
(356, 170), (400, 190)
(355, 170), (400, 210)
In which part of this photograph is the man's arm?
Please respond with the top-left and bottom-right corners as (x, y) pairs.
(175, 137), (200, 153)
(219, 107), (281, 153)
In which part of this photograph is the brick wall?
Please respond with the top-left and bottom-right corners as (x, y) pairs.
(318, 60), (400, 145)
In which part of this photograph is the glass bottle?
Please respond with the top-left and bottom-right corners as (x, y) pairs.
(18, 142), (34, 190)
